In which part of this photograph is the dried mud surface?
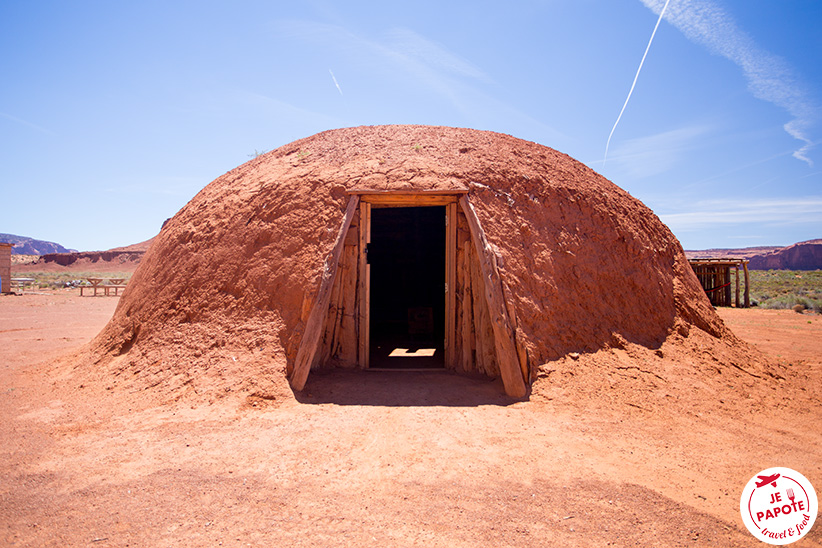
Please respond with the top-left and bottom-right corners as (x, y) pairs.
(83, 125), (771, 403)
(1, 292), (821, 547)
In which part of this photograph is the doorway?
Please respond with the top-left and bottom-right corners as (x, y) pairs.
(368, 206), (446, 368)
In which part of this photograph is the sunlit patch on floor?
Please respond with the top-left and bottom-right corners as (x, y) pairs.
(388, 348), (437, 358)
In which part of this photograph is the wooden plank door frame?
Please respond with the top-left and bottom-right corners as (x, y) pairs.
(358, 200), (371, 369)
(458, 195), (527, 397)
(445, 201), (457, 368)
(290, 195), (361, 390)
(352, 191), (464, 369)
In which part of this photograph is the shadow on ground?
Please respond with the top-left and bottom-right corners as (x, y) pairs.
(296, 369), (524, 407)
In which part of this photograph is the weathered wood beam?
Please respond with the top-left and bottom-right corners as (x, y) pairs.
(363, 195), (460, 206)
(459, 242), (474, 373)
(445, 202), (457, 368)
(735, 265), (740, 308)
(290, 195), (360, 391)
(348, 189), (469, 196)
(358, 201), (371, 369)
(468, 245), (495, 375)
(458, 195), (527, 398)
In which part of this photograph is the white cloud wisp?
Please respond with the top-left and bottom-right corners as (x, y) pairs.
(639, 0), (818, 166)
(607, 124), (710, 178)
(660, 196), (822, 231)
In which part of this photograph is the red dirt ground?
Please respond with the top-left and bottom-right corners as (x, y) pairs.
(1, 292), (820, 547)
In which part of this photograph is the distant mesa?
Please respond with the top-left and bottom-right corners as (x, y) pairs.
(35, 236), (157, 267)
(7, 235), (157, 273)
(683, 246), (781, 260)
(0, 233), (76, 255)
(686, 239), (822, 270)
(747, 239), (822, 270)
(38, 249), (146, 268)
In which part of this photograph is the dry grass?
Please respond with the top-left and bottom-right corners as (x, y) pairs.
(749, 269), (822, 312)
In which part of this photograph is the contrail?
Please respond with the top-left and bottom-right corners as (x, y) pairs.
(329, 69), (343, 96)
(604, 0), (671, 165)
(0, 111), (56, 135)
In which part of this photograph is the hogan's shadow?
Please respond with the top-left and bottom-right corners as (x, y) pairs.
(295, 369), (525, 407)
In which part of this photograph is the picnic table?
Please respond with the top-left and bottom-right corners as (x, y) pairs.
(11, 278), (35, 292)
(80, 278), (127, 296)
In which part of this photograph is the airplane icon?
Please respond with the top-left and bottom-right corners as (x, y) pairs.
(755, 473), (780, 488)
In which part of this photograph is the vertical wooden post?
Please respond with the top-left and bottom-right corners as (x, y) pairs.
(445, 202), (457, 368)
(735, 264), (740, 308)
(742, 261), (750, 308)
(290, 196), (360, 391)
(459, 240), (475, 373)
(459, 196), (527, 398)
(358, 201), (372, 369)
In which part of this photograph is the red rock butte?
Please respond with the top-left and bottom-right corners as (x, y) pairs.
(87, 125), (763, 400)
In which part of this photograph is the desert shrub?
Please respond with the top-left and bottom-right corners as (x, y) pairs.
(748, 270), (822, 312)
(759, 295), (821, 312)
(13, 272), (133, 291)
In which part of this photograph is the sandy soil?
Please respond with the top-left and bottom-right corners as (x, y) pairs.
(1, 293), (820, 547)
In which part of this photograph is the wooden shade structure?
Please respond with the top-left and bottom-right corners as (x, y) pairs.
(289, 190), (528, 398)
(688, 258), (750, 308)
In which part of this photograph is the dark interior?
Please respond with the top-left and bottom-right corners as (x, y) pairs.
(368, 206), (445, 369)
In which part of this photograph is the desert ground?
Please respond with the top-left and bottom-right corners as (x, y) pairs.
(1, 290), (820, 547)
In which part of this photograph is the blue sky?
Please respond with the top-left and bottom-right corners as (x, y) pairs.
(1, 0), (820, 251)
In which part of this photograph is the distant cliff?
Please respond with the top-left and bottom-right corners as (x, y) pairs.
(747, 240), (822, 270)
(683, 246), (782, 260)
(9, 236), (154, 274)
(686, 239), (822, 270)
(39, 250), (145, 267)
